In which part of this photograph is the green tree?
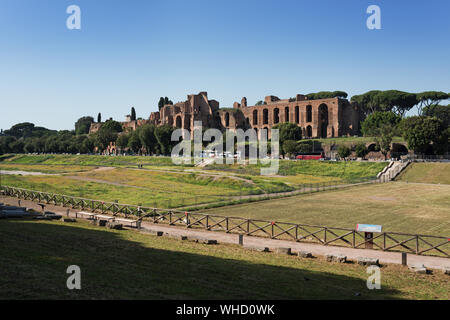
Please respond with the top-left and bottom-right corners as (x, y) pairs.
(94, 128), (118, 152)
(82, 136), (95, 154)
(158, 97), (165, 110)
(74, 116), (94, 135)
(361, 111), (401, 136)
(355, 143), (369, 158)
(138, 124), (157, 155)
(127, 131), (142, 154)
(154, 124), (176, 155)
(282, 140), (298, 158)
(130, 107), (136, 121)
(337, 145), (351, 159)
(0, 136), (16, 154)
(116, 133), (129, 153)
(4, 122), (35, 138)
(377, 90), (418, 117)
(400, 116), (445, 154)
(423, 104), (450, 128)
(297, 141), (313, 153)
(24, 139), (37, 153)
(97, 113), (102, 123)
(9, 139), (25, 153)
(416, 91), (450, 116)
(350, 90), (383, 116)
(375, 124), (393, 160)
(306, 91), (348, 100)
(272, 122), (302, 143)
(101, 119), (123, 133)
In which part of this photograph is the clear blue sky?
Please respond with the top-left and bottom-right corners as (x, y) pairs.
(1, 0), (449, 131)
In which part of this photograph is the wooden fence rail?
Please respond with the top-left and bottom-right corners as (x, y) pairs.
(1, 185), (449, 258)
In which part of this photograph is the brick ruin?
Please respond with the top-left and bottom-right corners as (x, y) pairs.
(89, 91), (362, 139)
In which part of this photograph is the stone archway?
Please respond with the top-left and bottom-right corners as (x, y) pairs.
(306, 125), (312, 138)
(263, 109), (268, 125)
(253, 110), (258, 125)
(225, 112), (230, 127)
(295, 106), (299, 124)
(306, 105), (312, 123)
(175, 115), (182, 128)
(273, 108), (280, 124)
(318, 104), (328, 138)
(284, 106), (289, 122)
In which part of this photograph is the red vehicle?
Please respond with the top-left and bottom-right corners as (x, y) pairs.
(295, 152), (324, 160)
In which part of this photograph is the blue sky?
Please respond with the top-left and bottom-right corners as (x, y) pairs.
(0, 0), (449, 130)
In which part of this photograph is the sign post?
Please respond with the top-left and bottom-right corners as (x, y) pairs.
(356, 224), (382, 249)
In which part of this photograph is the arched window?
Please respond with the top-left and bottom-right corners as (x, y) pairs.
(306, 125), (312, 138)
(284, 107), (289, 122)
(273, 108), (279, 124)
(306, 105), (312, 122)
(225, 112), (230, 127)
(295, 106), (299, 124)
(263, 109), (268, 125)
(253, 110), (258, 125)
(318, 104), (328, 138)
(175, 116), (182, 128)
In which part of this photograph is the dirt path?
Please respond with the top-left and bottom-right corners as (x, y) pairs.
(2, 195), (449, 271)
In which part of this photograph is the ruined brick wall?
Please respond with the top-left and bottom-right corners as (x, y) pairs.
(89, 92), (362, 139)
(239, 96), (361, 138)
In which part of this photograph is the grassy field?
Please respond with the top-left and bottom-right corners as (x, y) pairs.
(0, 153), (186, 167)
(0, 154), (388, 208)
(204, 182), (450, 236)
(0, 173), (239, 208)
(0, 218), (448, 299)
(397, 162), (450, 185)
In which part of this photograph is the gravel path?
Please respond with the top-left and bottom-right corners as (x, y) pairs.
(1, 195), (449, 271)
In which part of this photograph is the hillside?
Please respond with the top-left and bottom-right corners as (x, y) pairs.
(397, 162), (450, 185)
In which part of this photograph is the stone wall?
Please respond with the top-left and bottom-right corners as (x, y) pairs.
(89, 91), (362, 139)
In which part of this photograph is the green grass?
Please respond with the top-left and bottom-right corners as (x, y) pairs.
(204, 160), (386, 181)
(309, 136), (406, 147)
(0, 174), (233, 208)
(204, 182), (450, 236)
(0, 155), (390, 210)
(0, 219), (448, 299)
(0, 154), (191, 168)
(397, 162), (450, 185)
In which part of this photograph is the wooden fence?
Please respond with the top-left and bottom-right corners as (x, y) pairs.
(1, 185), (449, 258)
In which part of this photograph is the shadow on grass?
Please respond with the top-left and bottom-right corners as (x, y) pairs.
(0, 219), (402, 300)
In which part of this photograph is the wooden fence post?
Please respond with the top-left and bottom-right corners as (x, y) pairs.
(416, 235), (419, 254)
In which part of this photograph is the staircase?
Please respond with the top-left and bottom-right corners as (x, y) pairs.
(377, 161), (410, 182)
(195, 157), (215, 168)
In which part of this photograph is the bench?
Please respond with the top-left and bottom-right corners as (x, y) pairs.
(94, 214), (115, 221)
(76, 211), (96, 219)
(114, 217), (139, 227)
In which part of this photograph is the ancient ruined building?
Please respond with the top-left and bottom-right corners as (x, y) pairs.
(235, 94), (361, 138)
(89, 91), (362, 138)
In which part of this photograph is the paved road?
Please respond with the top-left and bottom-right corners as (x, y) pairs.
(1, 195), (449, 271)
